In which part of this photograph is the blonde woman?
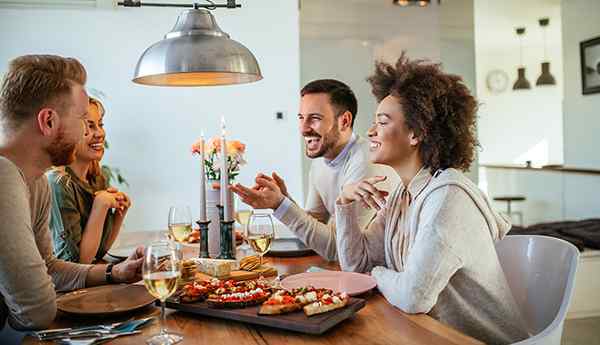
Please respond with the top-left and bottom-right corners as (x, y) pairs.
(48, 97), (131, 264)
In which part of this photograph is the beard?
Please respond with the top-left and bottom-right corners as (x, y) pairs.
(304, 121), (341, 159)
(46, 126), (77, 166)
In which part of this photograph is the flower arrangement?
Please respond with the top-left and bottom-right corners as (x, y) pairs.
(192, 137), (246, 181)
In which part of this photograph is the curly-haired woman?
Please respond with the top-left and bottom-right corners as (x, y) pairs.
(335, 54), (528, 345)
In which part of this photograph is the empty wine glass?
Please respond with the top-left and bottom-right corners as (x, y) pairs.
(142, 242), (183, 345)
(236, 209), (252, 251)
(246, 211), (275, 267)
(168, 206), (192, 243)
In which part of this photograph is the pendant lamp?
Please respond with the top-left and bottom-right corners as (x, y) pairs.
(535, 18), (556, 86)
(393, 0), (431, 6)
(120, 1), (262, 87)
(513, 27), (531, 90)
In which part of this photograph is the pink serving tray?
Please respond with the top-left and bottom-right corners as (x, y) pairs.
(281, 271), (377, 296)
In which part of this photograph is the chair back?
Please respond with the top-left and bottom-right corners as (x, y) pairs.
(495, 235), (579, 345)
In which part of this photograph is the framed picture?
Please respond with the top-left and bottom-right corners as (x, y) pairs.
(580, 36), (600, 95)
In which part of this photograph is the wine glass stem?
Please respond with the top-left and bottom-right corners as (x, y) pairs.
(160, 300), (167, 336)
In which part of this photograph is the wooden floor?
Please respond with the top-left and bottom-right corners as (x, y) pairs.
(562, 317), (600, 345)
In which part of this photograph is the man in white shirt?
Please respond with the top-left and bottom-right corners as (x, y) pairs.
(231, 79), (397, 260)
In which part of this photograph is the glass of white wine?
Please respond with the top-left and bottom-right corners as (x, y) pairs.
(246, 211), (275, 267)
(168, 206), (192, 243)
(143, 242), (183, 345)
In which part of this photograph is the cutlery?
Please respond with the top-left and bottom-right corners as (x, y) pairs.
(34, 317), (155, 341)
(56, 330), (141, 345)
(32, 320), (129, 340)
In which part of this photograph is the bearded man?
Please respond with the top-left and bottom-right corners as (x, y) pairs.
(232, 79), (398, 260)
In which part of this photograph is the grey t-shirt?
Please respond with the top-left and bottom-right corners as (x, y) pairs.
(0, 156), (91, 331)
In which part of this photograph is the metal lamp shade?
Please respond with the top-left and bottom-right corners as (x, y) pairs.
(513, 67), (531, 90)
(133, 9), (262, 86)
(536, 62), (556, 86)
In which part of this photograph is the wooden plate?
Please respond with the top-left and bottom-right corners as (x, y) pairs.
(57, 284), (155, 316)
(107, 245), (138, 260)
(165, 297), (366, 334)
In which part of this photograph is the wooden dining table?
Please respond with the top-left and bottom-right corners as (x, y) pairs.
(23, 231), (484, 345)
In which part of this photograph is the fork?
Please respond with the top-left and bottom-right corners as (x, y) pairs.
(37, 317), (155, 341)
(56, 330), (141, 345)
(33, 319), (132, 340)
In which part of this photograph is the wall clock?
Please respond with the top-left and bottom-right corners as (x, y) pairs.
(486, 69), (509, 94)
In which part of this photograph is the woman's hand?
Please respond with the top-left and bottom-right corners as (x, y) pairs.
(115, 191), (131, 216)
(93, 190), (121, 210)
(339, 176), (389, 210)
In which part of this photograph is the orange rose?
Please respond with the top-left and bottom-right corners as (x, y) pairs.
(206, 137), (222, 154)
(226, 140), (246, 155)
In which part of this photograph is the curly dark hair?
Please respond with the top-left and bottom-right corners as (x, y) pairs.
(367, 52), (478, 172)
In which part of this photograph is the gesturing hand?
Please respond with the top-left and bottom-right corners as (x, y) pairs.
(270, 172), (290, 199)
(339, 176), (389, 210)
(230, 174), (285, 210)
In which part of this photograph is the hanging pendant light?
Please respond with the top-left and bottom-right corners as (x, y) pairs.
(536, 18), (556, 86)
(392, 0), (435, 7)
(127, 2), (262, 87)
(513, 27), (531, 90)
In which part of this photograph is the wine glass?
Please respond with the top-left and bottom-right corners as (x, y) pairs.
(246, 211), (275, 267)
(168, 206), (192, 243)
(235, 209), (252, 250)
(143, 242), (183, 345)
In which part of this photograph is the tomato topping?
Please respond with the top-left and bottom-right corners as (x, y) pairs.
(282, 296), (296, 304)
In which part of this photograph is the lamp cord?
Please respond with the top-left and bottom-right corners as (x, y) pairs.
(203, 0), (217, 10)
(519, 36), (524, 67)
(543, 27), (547, 61)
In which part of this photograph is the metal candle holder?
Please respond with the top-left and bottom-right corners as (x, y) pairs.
(217, 205), (235, 260)
(196, 220), (211, 258)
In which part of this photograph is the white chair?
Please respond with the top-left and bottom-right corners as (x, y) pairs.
(495, 235), (579, 345)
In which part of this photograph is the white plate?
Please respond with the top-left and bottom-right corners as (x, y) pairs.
(281, 271), (377, 296)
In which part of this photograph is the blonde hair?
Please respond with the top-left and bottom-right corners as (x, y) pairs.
(85, 97), (107, 187)
(0, 54), (87, 129)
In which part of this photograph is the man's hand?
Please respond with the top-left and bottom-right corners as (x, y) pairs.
(112, 246), (144, 283)
(231, 174), (285, 210)
(269, 172), (290, 199)
(339, 176), (389, 210)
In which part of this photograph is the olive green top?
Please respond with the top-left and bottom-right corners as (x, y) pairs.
(47, 166), (115, 263)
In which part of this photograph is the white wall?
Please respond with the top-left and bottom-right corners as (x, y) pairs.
(479, 0), (600, 226)
(475, 0), (564, 167)
(298, 0), (444, 195)
(561, 0), (600, 220)
(439, 0), (477, 183)
(480, 167), (565, 226)
(0, 1), (302, 231)
(300, 0), (441, 138)
(299, 0), (481, 188)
